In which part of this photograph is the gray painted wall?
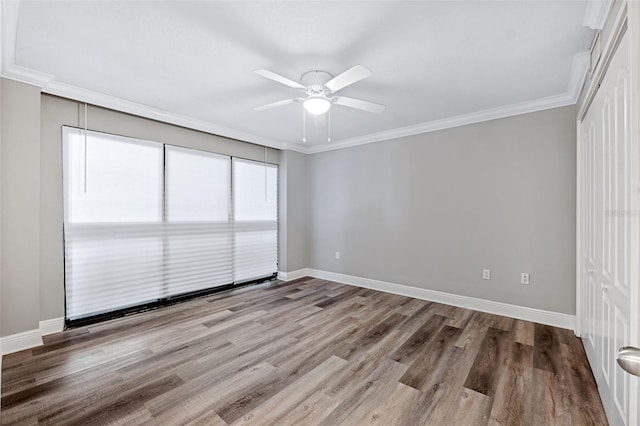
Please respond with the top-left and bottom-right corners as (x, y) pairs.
(1, 79), (42, 336)
(278, 150), (309, 272)
(307, 106), (577, 314)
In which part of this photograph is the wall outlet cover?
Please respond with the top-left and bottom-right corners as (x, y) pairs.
(482, 269), (491, 280)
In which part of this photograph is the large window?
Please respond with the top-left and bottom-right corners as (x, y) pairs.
(63, 127), (278, 321)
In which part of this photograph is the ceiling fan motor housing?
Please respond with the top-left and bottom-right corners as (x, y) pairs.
(301, 70), (333, 96)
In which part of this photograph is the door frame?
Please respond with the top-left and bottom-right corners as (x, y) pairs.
(629, 2), (640, 423)
(576, 2), (640, 425)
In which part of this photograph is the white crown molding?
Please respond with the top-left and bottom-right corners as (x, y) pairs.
(300, 49), (591, 154)
(37, 65), (587, 156)
(290, 268), (576, 331)
(42, 80), (296, 152)
(302, 93), (575, 154)
(4, 63), (54, 87)
(0, 61), (307, 152)
(583, 0), (613, 30)
(568, 52), (591, 102)
(2, 72), (307, 153)
(0, 62), (586, 156)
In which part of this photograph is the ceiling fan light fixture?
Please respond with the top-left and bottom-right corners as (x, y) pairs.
(303, 97), (331, 115)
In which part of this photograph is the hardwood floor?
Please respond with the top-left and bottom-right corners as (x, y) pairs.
(1, 278), (607, 425)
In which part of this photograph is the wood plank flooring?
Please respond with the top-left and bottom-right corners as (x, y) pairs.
(1, 278), (608, 425)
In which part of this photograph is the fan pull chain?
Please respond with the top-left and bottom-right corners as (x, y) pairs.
(302, 107), (306, 143)
(83, 102), (88, 194)
(328, 108), (331, 142)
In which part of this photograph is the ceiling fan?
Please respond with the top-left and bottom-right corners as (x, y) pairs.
(253, 65), (386, 116)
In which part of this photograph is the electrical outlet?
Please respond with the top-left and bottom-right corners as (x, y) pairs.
(335, 251), (340, 260)
(520, 273), (530, 285)
(482, 269), (491, 280)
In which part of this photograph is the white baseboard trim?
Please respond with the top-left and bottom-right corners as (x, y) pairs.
(39, 317), (65, 336)
(291, 268), (575, 331)
(0, 317), (65, 356)
(277, 268), (312, 282)
(0, 329), (43, 355)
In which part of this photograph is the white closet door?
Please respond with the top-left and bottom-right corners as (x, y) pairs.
(580, 30), (632, 426)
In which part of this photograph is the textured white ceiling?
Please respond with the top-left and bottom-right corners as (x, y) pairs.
(14, 1), (594, 147)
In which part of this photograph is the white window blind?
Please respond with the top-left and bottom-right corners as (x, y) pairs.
(165, 146), (233, 295)
(63, 127), (278, 321)
(63, 128), (164, 319)
(233, 158), (278, 283)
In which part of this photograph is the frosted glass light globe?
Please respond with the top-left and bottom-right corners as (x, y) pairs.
(303, 97), (331, 115)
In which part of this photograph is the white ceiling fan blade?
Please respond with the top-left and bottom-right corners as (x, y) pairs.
(254, 69), (306, 89)
(325, 65), (371, 93)
(254, 98), (297, 111)
(334, 96), (386, 114)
